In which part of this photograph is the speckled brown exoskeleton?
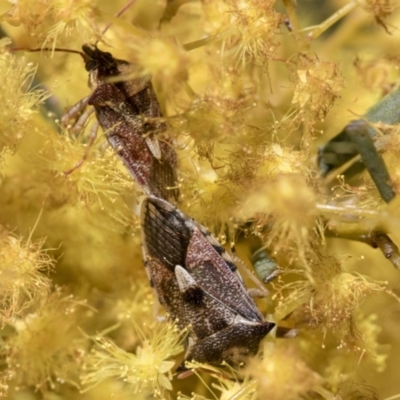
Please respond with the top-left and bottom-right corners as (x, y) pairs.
(61, 44), (179, 203)
(140, 195), (275, 370)
(70, 44), (276, 369)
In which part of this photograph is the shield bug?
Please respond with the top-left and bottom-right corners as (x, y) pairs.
(14, 44), (180, 203)
(140, 195), (275, 369)
(10, 0), (180, 202)
(75, 44), (179, 202)
(66, 44), (180, 202)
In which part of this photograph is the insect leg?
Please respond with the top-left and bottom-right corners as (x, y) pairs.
(64, 121), (99, 175)
(72, 107), (95, 133)
(61, 95), (91, 127)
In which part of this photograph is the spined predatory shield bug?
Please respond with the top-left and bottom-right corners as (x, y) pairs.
(140, 195), (275, 370)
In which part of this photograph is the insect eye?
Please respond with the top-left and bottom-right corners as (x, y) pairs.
(85, 59), (97, 71)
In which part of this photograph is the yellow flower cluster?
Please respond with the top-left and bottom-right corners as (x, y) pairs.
(0, 0), (399, 399)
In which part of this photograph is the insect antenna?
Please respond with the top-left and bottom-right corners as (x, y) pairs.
(9, 47), (86, 61)
(97, 0), (138, 43)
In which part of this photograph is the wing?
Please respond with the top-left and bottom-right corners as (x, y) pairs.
(89, 84), (179, 202)
(185, 228), (263, 322)
(141, 195), (192, 269)
(141, 196), (264, 322)
(173, 264), (274, 368)
(148, 142), (179, 203)
(143, 256), (188, 331)
(174, 264), (237, 342)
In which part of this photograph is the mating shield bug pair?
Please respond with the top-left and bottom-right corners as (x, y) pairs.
(12, 41), (276, 370)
